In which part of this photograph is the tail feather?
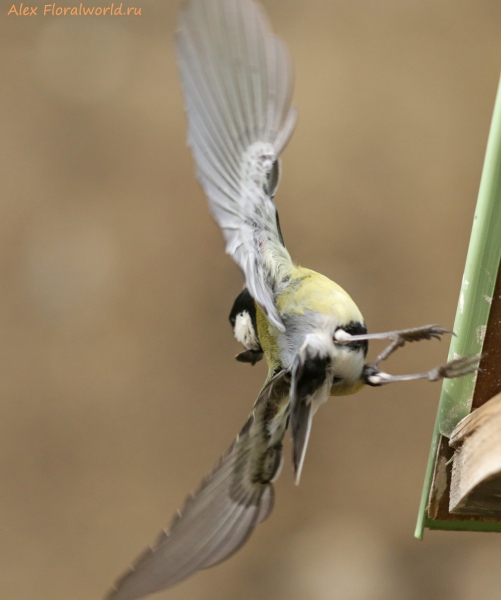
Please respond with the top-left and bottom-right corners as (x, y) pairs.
(291, 398), (313, 485)
(290, 344), (332, 483)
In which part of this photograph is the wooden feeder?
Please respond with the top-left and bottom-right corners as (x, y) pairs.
(415, 76), (501, 537)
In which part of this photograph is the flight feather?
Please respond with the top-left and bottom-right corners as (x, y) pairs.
(105, 372), (289, 600)
(176, 0), (297, 331)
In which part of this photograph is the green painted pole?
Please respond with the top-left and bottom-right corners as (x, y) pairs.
(415, 74), (501, 539)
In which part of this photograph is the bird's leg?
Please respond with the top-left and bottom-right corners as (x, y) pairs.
(336, 323), (479, 386)
(363, 354), (480, 386)
(335, 324), (453, 368)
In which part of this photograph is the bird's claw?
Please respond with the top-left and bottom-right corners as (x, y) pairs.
(370, 324), (454, 367)
(388, 324), (453, 345)
(364, 354), (480, 386)
(427, 354), (481, 382)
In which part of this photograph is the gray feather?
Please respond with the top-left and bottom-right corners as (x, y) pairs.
(176, 0), (297, 332)
(105, 372), (290, 600)
(290, 346), (333, 484)
(291, 395), (312, 485)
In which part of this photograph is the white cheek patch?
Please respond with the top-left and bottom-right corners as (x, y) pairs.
(234, 312), (260, 351)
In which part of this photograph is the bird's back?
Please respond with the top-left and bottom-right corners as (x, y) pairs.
(256, 266), (365, 373)
(277, 267), (364, 324)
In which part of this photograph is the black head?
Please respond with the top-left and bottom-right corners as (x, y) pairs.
(229, 288), (263, 363)
(229, 288), (256, 329)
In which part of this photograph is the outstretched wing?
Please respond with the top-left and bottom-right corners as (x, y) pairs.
(105, 372), (290, 600)
(176, 0), (297, 331)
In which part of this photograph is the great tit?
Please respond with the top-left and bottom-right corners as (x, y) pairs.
(106, 1), (478, 598)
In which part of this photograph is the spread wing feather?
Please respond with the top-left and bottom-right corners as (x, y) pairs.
(106, 372), (290, 600)
(176, 0), (297, 331)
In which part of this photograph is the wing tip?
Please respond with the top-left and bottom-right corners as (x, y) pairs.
(104, 543), (156, 600)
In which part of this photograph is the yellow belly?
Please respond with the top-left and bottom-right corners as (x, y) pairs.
(330, 379), (365, 396)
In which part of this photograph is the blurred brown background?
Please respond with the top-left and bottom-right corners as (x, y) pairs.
(2, 0), (501, 598)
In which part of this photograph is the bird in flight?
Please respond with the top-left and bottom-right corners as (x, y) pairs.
(106, 1), (478, 598)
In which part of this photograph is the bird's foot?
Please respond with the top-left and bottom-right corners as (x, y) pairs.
(426, 354), (482, 381)
(382, 324), (453, 344)
(363, 354), (480, 386)
(372, 325), (454, 366)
